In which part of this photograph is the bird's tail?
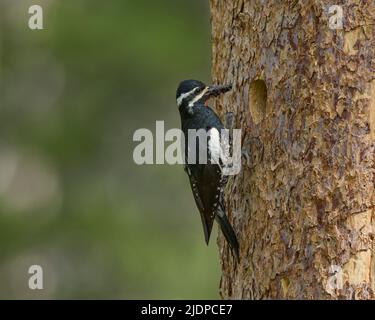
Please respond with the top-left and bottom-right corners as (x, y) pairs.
(215, 207), (239, 262)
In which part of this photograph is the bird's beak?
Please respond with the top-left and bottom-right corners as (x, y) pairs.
(202, 84), (232, 106)
(204, 84), (232, 98)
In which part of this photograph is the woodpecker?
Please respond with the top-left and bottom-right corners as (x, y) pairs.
(176, 79), (239, 261)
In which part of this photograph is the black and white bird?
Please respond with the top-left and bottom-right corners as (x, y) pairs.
(176, 79), (239, 261)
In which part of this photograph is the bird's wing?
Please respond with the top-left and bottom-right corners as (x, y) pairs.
(187, 168), (215, 244)
(185, 126), (228, 244)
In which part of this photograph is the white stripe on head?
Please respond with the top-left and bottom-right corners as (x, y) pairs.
(176, 87), (200, 107)
(188, 86), (208, 107)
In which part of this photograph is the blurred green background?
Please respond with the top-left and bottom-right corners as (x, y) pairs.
(0, 0), (221, 299)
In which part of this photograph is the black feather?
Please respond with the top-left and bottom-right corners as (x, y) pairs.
(215, 206), (239, 261)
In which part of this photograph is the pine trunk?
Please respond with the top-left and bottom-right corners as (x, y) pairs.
(210, 0), (375, 299)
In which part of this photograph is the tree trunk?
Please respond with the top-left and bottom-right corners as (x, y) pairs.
(210, 0), (375, 299)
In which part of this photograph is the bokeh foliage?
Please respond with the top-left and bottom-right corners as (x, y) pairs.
(0, 0), (220, 299)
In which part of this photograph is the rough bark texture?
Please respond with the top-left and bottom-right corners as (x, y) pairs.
(210, 0), (375, 299)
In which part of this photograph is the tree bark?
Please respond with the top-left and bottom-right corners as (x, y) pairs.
(210, 0), (375, 299)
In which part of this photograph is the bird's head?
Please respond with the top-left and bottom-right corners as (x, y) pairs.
(176, 79), (232, 113)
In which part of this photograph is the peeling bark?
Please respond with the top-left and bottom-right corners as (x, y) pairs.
(210, 0), (375, 299)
